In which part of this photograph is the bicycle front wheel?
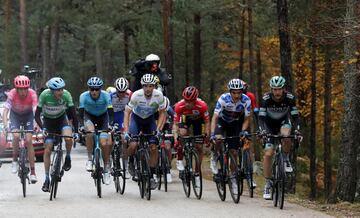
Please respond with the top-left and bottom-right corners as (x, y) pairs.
(94, 149), (102, 198)
(50, 150), (62, 201)
(277, 153), (285, 209)
(161, 148), (169, 192)
(214, 154), (226, 201)
(243, 149), (254, 198)
(141, 152), (151, 200)
(19, 148), (28, 198)
(191, 150), (202, 200)
(119, 157), (126, 195)
(182, 154), (191, 198)
(228, 153), (240, 204)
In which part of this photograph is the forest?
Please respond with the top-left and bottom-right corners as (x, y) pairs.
(0, 0), (359, 205)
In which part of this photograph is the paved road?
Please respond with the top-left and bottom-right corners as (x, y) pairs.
(0, 146), (332, 218)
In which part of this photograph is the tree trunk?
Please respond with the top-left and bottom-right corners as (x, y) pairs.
(247, 0), (254, 86)
(193, 12), (201, 90)
(309, 38), (317, 199)
(123, 26), (130, 71)
(254, 46), (262, 161)
(276, 0), (293, 92)
(336, 0), (360, 203)
(162, 0), (175, 102)
(95, 42), (103, 75)
(49, 19), (59, 77)
(323, 48), (332, 201)
(238, 0), (246, 79)
(19, 0), (28, 67)
(3, 0), (12, 79)
(185, 24), (189, 87)
(41, 26), (50, 84)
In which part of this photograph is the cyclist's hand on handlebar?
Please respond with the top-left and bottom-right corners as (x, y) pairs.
(73, 133), (80, 142)
(155, 129), (162, 138)
(124, 132), (131, 140)
(239, 130), (249, 139)
(78, 126), (85, 133)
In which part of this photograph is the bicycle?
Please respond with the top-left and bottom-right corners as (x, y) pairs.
(211, 136), (241, 203)
(263, 134), (301, 209)
(81, 126), (112, 198)
(7, 126), (34, 198)
(128, 133), (154, 200)
(156, 133), (172, 192)
(111, 130), (126, 195)
(178, 135), (204, 200)
(44, 132), (75, 201)
(239, 133), (257, 198)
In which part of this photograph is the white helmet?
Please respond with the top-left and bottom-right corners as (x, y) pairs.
(269, 76), (286, 88)
(141, 74), (157, 85)
(227, 78), (244, 91)
(115, 77), (129, 92)
(145, 54), (161, 67)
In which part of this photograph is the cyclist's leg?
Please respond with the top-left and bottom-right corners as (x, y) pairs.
(144, 115), (158, 171)
(280, 118), (292, 154)
(226, 120), (241, 174)
(98, 113), (111, 171)
(127, 113), (140, 156)
(9, 112), (21, 163)
(176, 124), (188, 170)
(192, 119), (204, 171)
(24, 113), (35, 175)
(84, 113), (95, 163)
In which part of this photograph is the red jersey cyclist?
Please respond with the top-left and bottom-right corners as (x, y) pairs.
(172, 86), (210, 187)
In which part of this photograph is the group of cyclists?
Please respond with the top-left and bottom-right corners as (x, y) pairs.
(1, 53), (301, 200)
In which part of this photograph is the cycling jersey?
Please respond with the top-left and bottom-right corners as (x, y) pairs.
(214, 93), (251, 123)
(4, 88), (37, 114)
(38, 89), (74, 119)
(173, 99), (210, 123)
(127, 89), (166, 119)
(245, 91), (259, 112)
(110, 90), (132, 128)
(258, 91), (299, 131)
(79, 90), (112, 116)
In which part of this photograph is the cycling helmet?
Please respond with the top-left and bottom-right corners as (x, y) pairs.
(269, 76), (286, 88)
(87, 77), (103, 88)
(182, 86), (199, 101)
(47, 77), (65, 90)
(241, 80), (248, 93)
(141, 74), (157, 85)
(227, 78), (244, 91)
(14, 75), (30, 88)
(164, 96), (170, 109)
(115, 77), (129, 92)
(145, 54), (161, 67)
(106, 86), (116, 93)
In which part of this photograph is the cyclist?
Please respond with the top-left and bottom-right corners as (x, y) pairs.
(79, 77), (113, 185)
(241, 80), (259, 116)
(2, 75), (38, 183)
(258, 75), (300, 200)
(123, 74), (166, 190)
(172, 86), (210, 188)
(110, 77), (132, 178)
(129, 54), (169, 95)
(35, 77), (78, 192)
(210, 79), (251, 194)
(106, 86), (116, 94)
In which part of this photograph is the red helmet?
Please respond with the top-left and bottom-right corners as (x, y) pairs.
(14, 75), (30, 88)
(182, 86), (199, 101)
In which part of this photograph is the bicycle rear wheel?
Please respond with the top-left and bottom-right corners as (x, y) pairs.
(228, 153), (240, 204)
(182, 154), (191, 198)
(95, 149), (102, 198)
(243, 150), (254, 198)
(214, 154), (226, 201)
(191, 151), (202, 200)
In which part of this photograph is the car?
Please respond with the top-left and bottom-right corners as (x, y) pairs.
(0, 94), (45, 162)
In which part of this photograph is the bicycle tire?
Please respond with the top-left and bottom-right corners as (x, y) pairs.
(278, 153), (285, 209)
(142, 152), (151, 200)
(228, 153), (240, 204)
(243, 150), (254, 198)
(50, 150), (61, 201)
(161, 148), (169, 192)
(238, 150), (244, 196)
(272, 154), (279, 207)
(111, 150), (120, 193)
(182, 153), (191, 198)
(215, 154), (226, 201)
(95, 149), (102, 198)
(19, 148), (28, 198)
(157, 150), (162, 191)
(119, 157), (126, 195)
(191, 150), (202, 200)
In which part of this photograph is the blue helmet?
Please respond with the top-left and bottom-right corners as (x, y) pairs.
(47, 77), (65, 90)
(87, 77), (103, 88)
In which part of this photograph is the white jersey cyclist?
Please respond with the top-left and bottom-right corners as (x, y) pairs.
(127, 89), (166, 119)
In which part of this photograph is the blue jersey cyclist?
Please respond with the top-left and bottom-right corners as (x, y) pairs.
(110, 77), (132, 131)
(210, 78), (252, 195)
(79, 77), (113, 185)
(123, 74), (167, 190)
